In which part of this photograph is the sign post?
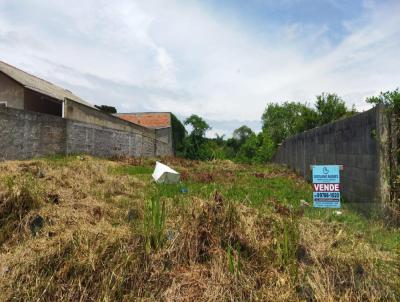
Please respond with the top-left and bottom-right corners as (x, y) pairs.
(312, 165), (341, 208)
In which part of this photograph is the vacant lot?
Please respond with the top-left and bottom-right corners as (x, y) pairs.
(0, 156), (398, 301)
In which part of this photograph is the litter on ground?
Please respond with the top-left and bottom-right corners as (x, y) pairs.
(152, 161), (181, 184)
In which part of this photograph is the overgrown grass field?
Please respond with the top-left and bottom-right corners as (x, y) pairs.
(0, 155), (398, 301)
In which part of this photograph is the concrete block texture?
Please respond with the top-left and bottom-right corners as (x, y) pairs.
(273, 106), (386, 204)
(0, 107), (173, 160)
(0, 106), (66, 160)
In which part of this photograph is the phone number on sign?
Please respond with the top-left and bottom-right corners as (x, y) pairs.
(314, 192), (340, 198)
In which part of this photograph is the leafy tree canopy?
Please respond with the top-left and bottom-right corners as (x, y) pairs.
(170, 91), (395, 164)
(262, 93), (355, 145)
(235, 131), (275, 164)
(184, 115), (211, 139)
(233, 125), (254, 145)
(262, 102), (314, 145)
(214, 134), (226, 146)
(315, 93), (348, 125)
(95, 105), (117, 114)
(366, 88), (400, 112)
(183, 115), (211, 160)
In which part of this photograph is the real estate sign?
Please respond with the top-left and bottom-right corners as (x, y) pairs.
(312, 165), (341, 208)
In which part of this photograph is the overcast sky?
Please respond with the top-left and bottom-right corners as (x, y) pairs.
(1, 0), (399, 137)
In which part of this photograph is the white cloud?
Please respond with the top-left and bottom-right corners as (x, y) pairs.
(0, 0), (399, 135)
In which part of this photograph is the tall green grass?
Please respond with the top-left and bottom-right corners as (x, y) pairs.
(275, 218), (300, 272)
(227, 244), (241, 276)
(144, 196), (166, 253)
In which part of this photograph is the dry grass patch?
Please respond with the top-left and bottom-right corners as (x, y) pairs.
(0, 156), (398, 301)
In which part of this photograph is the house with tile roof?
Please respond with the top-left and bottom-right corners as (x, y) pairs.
(0, 60), (174, 159)
(116, 112), (172, 129)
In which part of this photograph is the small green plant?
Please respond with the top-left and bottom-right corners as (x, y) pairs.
(275, 218), (299, 279)
(227, 244), (241, 275)
(144, 196), (166, 253)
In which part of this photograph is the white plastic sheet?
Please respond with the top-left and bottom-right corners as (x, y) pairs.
(152, 161), (180, 184)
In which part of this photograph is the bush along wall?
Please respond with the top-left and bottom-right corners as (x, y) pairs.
(390, 110), (399, 219)
(367, 89), (400, 222)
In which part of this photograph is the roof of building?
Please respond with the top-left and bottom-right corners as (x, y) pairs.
(0, 60), (95, 108)
(116, 112), (171, 129)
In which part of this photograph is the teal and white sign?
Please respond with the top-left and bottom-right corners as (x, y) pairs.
(312, 165), (341, 208)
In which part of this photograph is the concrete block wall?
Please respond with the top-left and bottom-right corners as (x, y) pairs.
(0, 106), (66, 160)
(273, 106), (386, 204)
(0, 107), (173, 160)
(64, 99), (154, 136)
(66, 121), (144, 158)
(0, 72), (24, 110)
(155, 127), (173, 156)
(142, 136), (156, 157)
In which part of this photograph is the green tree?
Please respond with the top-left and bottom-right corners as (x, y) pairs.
(184, 115), (210, 139)
(226, 125), (255, 156)
(262, 102), (316, 145)
(184, 115), (211, 160)
(235, 133), (259, 164)
(235, 132), (275, 164)
(255, 132), (276, 163)
(296, 105), (319, 131)
(315, 93), (348, 125)
(95, 105), (117, 114)
(262, 94), (354, 146)
(224, 138), (238, 159)
(233, 125), (254, 145)
(214, 134), (226, 146)
(366, 88), (400, 112)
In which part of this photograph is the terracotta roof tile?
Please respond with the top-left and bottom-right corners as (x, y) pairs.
(117, 113), (171, 128)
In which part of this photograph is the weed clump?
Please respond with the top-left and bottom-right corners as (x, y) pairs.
(144, 196), (166, 252)
(0, 176), (42, 245)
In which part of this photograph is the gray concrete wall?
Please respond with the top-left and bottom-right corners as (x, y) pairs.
(0, 106), (173, 160)
(0, 105), (66, 160)
(155, 127), (173, 156)
(155, 127), (172, 144)
(64, 99), (154, 137)
(273, 106), (384, 203)
(0, 72), (24, 110)
(65, 121), (163, 157)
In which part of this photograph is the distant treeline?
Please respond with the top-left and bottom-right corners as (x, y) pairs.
(173, 89), (399, 163)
